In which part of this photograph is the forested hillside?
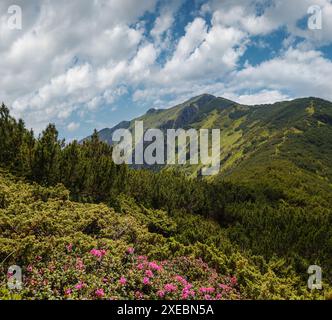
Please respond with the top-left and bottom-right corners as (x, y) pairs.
(0, 100), (331, 300)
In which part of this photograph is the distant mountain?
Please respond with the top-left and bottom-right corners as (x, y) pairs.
(84, 94), (332, 187)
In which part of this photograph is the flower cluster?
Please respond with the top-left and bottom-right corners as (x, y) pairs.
(11, 245), (240, 300)
(90, 249), (107, 259)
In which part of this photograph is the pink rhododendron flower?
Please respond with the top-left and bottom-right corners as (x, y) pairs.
(95, 288), (105, 298)
(75, 282), (85, 290)
(138, 255), (147, 261)
(119, 277), (127, 285)
(135, 291), (143, 299)
(182, 286), (195, 299)
(164, 283), (177, 292)
(126, 247), (135, 254)
(230, 276), (237, 286)
(137, 263), (144, 270)
(27, 265), (33, 272)
(199, 287), (215, 294)
(219, 284), (231, 291)
(149, 261), (162, 271)
(66, 243), (73, 252)
(76, 258), (85, 270)
(145, 270), (154, 278)
(204, 294), (211, 300)
(143, 277), (150, 285)
(65, 288), (72, 296)
(184, 283), (193, 290)
(174, 275), (187, 286)
(90, 249), (107, 259)
(157, 290), (165, 298)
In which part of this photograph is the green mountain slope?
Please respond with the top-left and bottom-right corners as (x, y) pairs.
(89, 95), (332, 184)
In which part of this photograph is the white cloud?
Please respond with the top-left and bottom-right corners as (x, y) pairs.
(1, 0), (332, 137)
(231, 47), (332, 101)
(1, 0), (157, 131)
(151, 1), (179, 36)
(224, 90), (290, 105)
(160, 17), (247, 83)
(207, 0), (332, 44)
(67, 122), (80, 132)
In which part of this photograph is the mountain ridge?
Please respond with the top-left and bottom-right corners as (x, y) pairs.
(84, 94), (331, 141)
(82, 94), (332, 181)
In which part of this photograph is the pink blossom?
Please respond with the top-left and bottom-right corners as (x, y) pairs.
(219, 284), (231, 291)
(126, 247), (135, 255)
(230, 276), (238, 286)
(135, 291), (143, 299)
(184, 283), (193, 290)
(164, 283), (177, 293)
(149, 261), (162, 271)
(199, 287), (215, 294)
(157, 290), (165, 298)
(174, 275), (187, 286)
(182, 286), (195, 299)
(75, 282), (85, 290)
(90, 248), (107, 259)
(204, 294), (211, 300)
(138, 255), (147, 261)
(95, 288), (105, 298)
(143, 277), (150, 285)
(137, 263), (144, 270)
(216, 293), (223, 300)
(76, 258), (85, 270)
(27, 265), (33, 272)
(119, 277), (127, 285)
(65, 288), (72, 296)
(66, 243), (73, 252)
(145, 270), (154, 278)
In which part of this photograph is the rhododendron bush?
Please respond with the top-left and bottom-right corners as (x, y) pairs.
(0, 171), (329, 300)
(8, 245), (239, 300)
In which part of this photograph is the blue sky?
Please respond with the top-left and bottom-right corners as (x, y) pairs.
(0, 0), (332, 141)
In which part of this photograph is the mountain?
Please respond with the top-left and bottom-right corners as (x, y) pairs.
(85, 94), (332, 184)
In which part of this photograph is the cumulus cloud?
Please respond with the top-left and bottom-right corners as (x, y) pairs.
(231, 47), (332, 101)
(0, 0), (332, 137)
(224, 90), (290, 105)
(151, 0), (184, 44)
(208, 0), (332, 44)
(67, 122), (80, 132)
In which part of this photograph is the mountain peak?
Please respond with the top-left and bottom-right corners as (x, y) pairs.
(186, 93), (216, 106)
